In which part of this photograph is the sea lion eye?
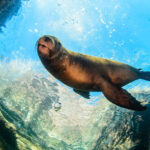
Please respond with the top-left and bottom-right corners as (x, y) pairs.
(44, 36), (51, 42)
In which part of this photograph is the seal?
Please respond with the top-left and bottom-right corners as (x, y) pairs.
(37, 35), (149, 111)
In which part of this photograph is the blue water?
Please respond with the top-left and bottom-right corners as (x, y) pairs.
(0, 0), (150, 63)
(1, 0), (150, 99)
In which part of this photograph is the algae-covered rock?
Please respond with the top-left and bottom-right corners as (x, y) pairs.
(0, 0), (28, 30)
(0, 116), (18, 150)
(0, 60), (150, 150)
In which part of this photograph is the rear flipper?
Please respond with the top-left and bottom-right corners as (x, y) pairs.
(101, 80), (147, 111)
(140, 71), (150, 81)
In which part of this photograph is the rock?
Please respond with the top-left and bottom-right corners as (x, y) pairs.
(0, 61), (149, 150)
(0, 0), (28, 31)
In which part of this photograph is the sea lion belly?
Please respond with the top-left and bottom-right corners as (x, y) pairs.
(65, 65), (95, 90)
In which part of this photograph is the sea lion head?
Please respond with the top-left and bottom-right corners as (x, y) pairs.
(37, 35), (62, 59)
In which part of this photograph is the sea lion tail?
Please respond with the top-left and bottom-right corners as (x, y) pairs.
(140, 71), (150, 81)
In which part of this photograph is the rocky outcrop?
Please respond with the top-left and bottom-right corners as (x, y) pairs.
(0, 0), (26, 30)
(0, 60), (149, 150)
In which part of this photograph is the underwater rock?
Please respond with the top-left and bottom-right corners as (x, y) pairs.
(0, 61), (149, 150)
(0, 116), (18, 150)
(0, 0), (28, 30)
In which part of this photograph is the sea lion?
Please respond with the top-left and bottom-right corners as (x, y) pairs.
(37, 35), (150, 111)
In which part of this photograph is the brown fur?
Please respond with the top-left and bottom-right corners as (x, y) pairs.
(37, 35), (149, 111)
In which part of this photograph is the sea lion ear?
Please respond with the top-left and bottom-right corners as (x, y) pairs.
(55, 41), (62, 50)
(57, 41), (62, 47)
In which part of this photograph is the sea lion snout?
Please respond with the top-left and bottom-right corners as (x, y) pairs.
(37, 37), (54, 57)
(37, 36), (62, 58)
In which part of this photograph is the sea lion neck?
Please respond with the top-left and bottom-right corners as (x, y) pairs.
(39, 47), (70, 78)
(39, 47), (69, 68)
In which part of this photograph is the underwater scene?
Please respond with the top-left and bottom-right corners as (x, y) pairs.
(0, 0), (150, 149)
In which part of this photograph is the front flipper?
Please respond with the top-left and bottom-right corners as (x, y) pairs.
(73, 89), (90, 99)
(101, 81), (146, 111)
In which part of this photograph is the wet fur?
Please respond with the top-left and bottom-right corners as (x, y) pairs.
(37, 36), (149, 111)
